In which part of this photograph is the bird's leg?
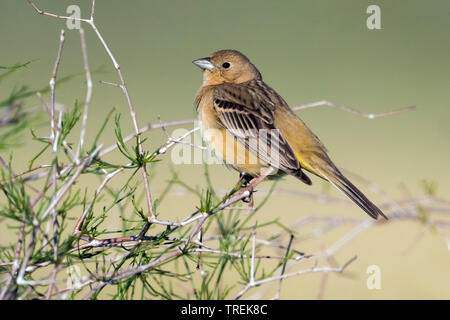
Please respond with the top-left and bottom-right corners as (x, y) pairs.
(229, 172), (253, 192)
(223, 173), (254, 203)
(233, 167), (275, 206)
(239, 172), (254, 187)
(239, 173), (255, 205)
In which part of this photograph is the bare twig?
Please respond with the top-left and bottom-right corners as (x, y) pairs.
(42, 145), (102, 219)
(76, 27), (93, 161)
(73, 167), (124, 236)
(98, 118), (196, 158)
(234, 255), (357, 300)
(27, 0), (156, 233)
(250, 228), (256, 284)
(82, 247), (184, 300)
(49, 29), (65, 152)
(292, 100), (416, 119)
(0, 214), (26, 299)
(273, 234), (294, 300)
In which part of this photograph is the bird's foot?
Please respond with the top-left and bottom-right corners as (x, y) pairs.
(238, 173), (254, 188)
(234, 184), (256, 209)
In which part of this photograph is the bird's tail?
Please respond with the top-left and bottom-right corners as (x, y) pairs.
(319, 167), (388, 220)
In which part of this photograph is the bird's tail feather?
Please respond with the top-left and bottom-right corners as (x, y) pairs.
(319, 168), (388, 220)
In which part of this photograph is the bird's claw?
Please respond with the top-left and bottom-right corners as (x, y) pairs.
(238, 186), (256, 208)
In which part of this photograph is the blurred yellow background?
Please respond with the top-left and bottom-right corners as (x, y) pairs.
(0, 0), (449, 299)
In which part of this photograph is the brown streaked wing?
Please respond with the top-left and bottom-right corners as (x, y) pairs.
(212, 82), (301, 175)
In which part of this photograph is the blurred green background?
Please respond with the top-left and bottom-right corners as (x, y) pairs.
(1, 0), (449, 299)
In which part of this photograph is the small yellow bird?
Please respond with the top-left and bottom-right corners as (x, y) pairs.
(193, 49), (387, 220)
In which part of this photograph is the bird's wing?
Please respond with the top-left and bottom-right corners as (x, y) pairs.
(212, 81), (311, 184)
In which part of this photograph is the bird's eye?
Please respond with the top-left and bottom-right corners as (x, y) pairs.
(222, 62), (231, 69)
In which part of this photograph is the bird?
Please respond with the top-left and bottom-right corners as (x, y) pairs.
(193, 49), (387, 220)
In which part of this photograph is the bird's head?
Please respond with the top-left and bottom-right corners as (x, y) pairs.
(193, 49), (261, 86)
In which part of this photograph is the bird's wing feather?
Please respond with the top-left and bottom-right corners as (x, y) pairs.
(212, 81), (309, 182)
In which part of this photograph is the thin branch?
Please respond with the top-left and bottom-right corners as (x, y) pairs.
(292, 100), (416, 119)
(49, 29), (65, 152)
(98, 118), (195, 158)
(73, 167), (124, 236)
(250, 228), (256, 285)
(0, 214), (26, 299)
(27, 0), (156, 234)
(82, 247), (184, 300)
(234, 255), (357, 300)
(42, 145), (102, 219)
(76, 27), (93, 161)
(26, 0), (90, 23)
(274, 234), (294, 300)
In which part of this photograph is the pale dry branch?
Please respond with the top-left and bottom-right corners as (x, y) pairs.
(76, 27), (93, 161)
(292, 100), (416, 119)
(98, 118), (196, 158)
(27, 0), (156, 228)
(73, 167), (124, 236)
(273, 234), (294, 300)
(234, 255), (357, 300)
(49, 29), (65, 152)
(42, 145), (102, 219)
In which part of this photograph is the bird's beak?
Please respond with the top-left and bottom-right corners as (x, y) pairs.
(193, 57), (215, 71)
